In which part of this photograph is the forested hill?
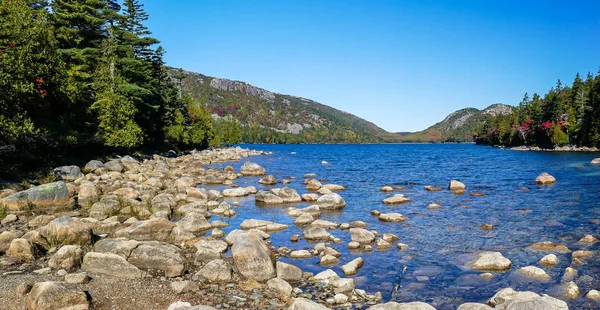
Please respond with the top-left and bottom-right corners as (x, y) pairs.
(171, 69), (400, 143)
(399, 104), (513, 142)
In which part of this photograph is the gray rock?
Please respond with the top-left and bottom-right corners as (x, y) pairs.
(267, 277), (292, 297)
(82, 252), (148, 278)
(84, 160), (105, 173)
(105, 160), (124, 172)
(259, 175), (277, 185)
(276, 261), (303, 283)
(534, 172), (556, 185)
(53, 165), (82, 181)
(176, 212), (212, 233)
(341, 257), (364, 276)
(128, 242), (185, 277)
(488, 288), (568, 310)
(316, 193), (346, 210)
(288, 298), (330, 310)
(231, 231), (276, 281)
(195, 259), (232, 282)
(272, 187), (302, 203)
(240, 162), (266, 176)
(1, 181), (71, 211)
(194, 239), (228, 265)
(65, 272), (90, 284)
(40, 216), (93, 246)
(48, 245), (82, 271)
(255, 190), (285, 205)
(171, 280), (199, 294)
(368, 302), (436, 309)
(471, 252), (511, 271)
(350, 228), (375, 244)
(27, 281), (89, 310)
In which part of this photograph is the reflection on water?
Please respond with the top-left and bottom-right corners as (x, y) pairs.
(206, 144), (600, 309)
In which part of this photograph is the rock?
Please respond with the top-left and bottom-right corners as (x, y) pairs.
(65, 272), (90, 284)
(194, 239), (228, 265)
(27, 215), (56, 228)
(290, 234), (300, 242)
(303, 227), (332, 241)
(527, 241), (570, 253)
(259, 175), (277, 185)
(176, 212), (212, 233)
(151, 193), (177, 213)
(586, 289), (600, 301)
(1, 181), (71, 211)
(488, 288), (568, 310)
(562, 267), (578, 281)
(310, 219), (339, 229)
(331, 277), (354, 294)
(457, 303), (492, 310)
(369, 302), (436, 309)
(27, 281), (89, 310)
(449, 180), (466, 191)
(1, 213), (18, 225)
(231, 231), (276, 281)
(306, 179), (322, 191)
(382, 233), (399, 242)
(320, 254), (339, 265)
(240, 219), (289, 232)
(341, 257), (364, 276)
(276, 261), (303, 283)
(171, 280), (199, 294)
(348, 241), (360, 249)
(572, 250), (593, 258)
(471, 252), (512, 271)
(376, 238), (392, 250)
(334, 293), (348, 304)
(563, 281), (580, 299)
(322, 184), (345, 191)
(40, 216), (92, 246)
(479, 224), (494, 231)
(222, 187), (249, 197)
(382, 194), (412, 204)
(517, 266), (551, 280)
(267, 277), (292, 297)
(115, 218), (175, 241)
(211, 228), (225, 238)
(294, 213), (315, 225)
(290, 250), (312, 259)
(195, 259), (232, 282)
(535, 172), (556, 185)
(272, 187), (302, 203)
(78, 182), (99, 206)
(426, 203), (442, 210)
(350, 228), (375, 244)
(105, 160), (124, 172)
(289, 298), (329, 310)
(378, 213), (407, 222)
(82, 252), (148, 278)
(211, 202), (236, 217)
(579, 234), (598, 243)
(591, 158), (600, 165)
(7, 238), (37, 260)
(424, 186), (442, 191)
(255, 191), (285, 205)
(288, 205), (321, 217)
(316, 193), (346, 210)
(48, 245), (82, 271)
(53, 166), (83, 181)
(380, 186), (394, 192)
(240, 162), (266, 176)
(539, 254), (559, 266)
(301, 193), (319, 202)
(88, 199), (120, 220)
(84, 160), (105, 173)
(128, 242), (185, 277)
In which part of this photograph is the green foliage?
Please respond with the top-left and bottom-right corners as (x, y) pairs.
(214, 117), (242, 146)
(550, 123), (569, 146)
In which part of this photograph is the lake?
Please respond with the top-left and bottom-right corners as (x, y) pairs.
(208, 144), (600, 309)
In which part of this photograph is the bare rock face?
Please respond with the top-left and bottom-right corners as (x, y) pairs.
(210, 78), (275, 102)
(240, 162), (266, 176)
(231, 231), (275, 281)
(40, 216), (93, 246)
(1, 181), (71, 211)
(27, 281), (90, 310)
(535, 172), (556, 185)
(470, 252), (512, 271)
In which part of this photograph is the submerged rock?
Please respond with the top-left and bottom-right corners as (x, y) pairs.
(382, 194), (412, 204)
(517, 266), (551, 280)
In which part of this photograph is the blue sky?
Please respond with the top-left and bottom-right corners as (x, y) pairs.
(144, 0), (600, 132)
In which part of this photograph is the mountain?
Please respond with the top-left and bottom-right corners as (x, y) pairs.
(400, 104), (514, 142)
(172, 69), (400, 143)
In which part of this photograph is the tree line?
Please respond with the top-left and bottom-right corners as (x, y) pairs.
(0, 0), (241, 178)
(475, 70), (600, 148)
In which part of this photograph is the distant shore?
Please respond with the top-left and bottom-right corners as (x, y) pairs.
(505, 145), (600, 152)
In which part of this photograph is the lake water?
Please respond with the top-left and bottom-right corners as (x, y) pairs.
(207, 144), (600, 309)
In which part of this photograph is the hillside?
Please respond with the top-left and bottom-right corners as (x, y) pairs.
(173, 69), (400, 143)
(400, 104), (514, 142)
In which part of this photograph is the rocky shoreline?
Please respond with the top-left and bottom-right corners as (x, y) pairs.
(507, 145), (599, 152)
(0, 147), (597, 309)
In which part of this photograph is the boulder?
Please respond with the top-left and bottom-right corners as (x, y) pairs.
(94, 237), (140, 258)
(0, 213), (18, 225)
(382, 194), (412, 205)
(195, 259), (232, 282)
(289, 298), (329, 310)
(27, 215), (56, 228)
(579, 234), (598, 243)
(240, 219), (289, 232)
(310, 219), (339, 229)
(48, 245), (83, 271)
(316, 193), (346, 210)
(586, 289), (600, 301)
(563, 281), (580, 300)
(457, 303), (492, 310)
(255, 191), (284, 205)
(380, 186), (394, 192)
(194, 239), (228, 265)
(306, 179), (322, 191)
(471, 252), (512, 271)
(301, 193), (319, 202)
(82, 252), (148, 278)
(424, 186), (442, 192)
(378, 213), (407, 222)
(290, 250), (312, 259)
(240, 162), (266, 176)
(267, 277), (292, 297)
(527, 241), (570, 253)
(539, 254), (559, 266)
(77, 182), (99, 206)
(449, 180), (466, 191)
(27, 281), (89, 310)
(321, 184), (346, 191)
(176, 212), (212, 233)
(294, 213), (315, 225)
(1, 181), (71, 211)
(231, 231), (276, 281)
(128, 242), (185, 277)
(65, 273), (90, 284)
(276, 261), (303, 283)
(591, 158), (600, 165)
(84, 160), (105, 173)
(53, 165), (83, 181)
(535, 172), (556, 185)
(272, 187), (302, 203)
(341, 257), (364, 276)
(487, 288), (568, 310)
(368, 302), (436, 310)
(350, 228), (375, 244)
(88, 199), (120, 220)
(303, 227), (332, 241)
(259, 175), (277, 185)
(517, 266), (551, 280)
(6, 238), (37, 260)
(222, 187), (249, 197)
(40, 216), (93, 246)
(171, 280), (199, 294)
(115, 218), (175, 241)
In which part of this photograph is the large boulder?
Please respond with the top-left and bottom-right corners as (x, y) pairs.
(350, 228), (375, 244)
(48, 245), (83, 271)
(6, 238), (37, 260)
(378, 213), (407, 223)
(259, 175), (277, 185)
(176, 212), (212, 233)
(84, 160), (105, 173)
(77, 182), (99, 207)
(194, 239), (228, 265)
(115, 218), (175, 242)
(240, 219), (288, 232)
(471, 252), (512, 271)
(276, 261), (303, 284)
(240, 162), (266, 176)
(272, 187), (302, 203)
(303, 227), (332, 241)
(591, 158), (600, 165)
(368, 302), (436, 309)
(53, 165), (83, 181)
(382, 194), (412, 205)
(517, 266), (551, 280)
(449, 180), (466, 191)
(316, 193), (346, 210)
(288, 298), (330, 310)
(127, 241), (185, 277)
(40, 216), (93, 246)
(27, 281), (89, 310)
(487, 288), (568, 310)
(535, 172), (556, 185)
(1, 181), (71, 211)
(222, 187), (250, 197)
(341, 257), (364, 276)
(195, 259), (232, 282)
(231, 231), (276, 281)
(82, 252), (148, 278)
(255, 190), (285, 205)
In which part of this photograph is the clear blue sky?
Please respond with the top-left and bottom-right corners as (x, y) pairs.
(143, 0), (599, 132)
